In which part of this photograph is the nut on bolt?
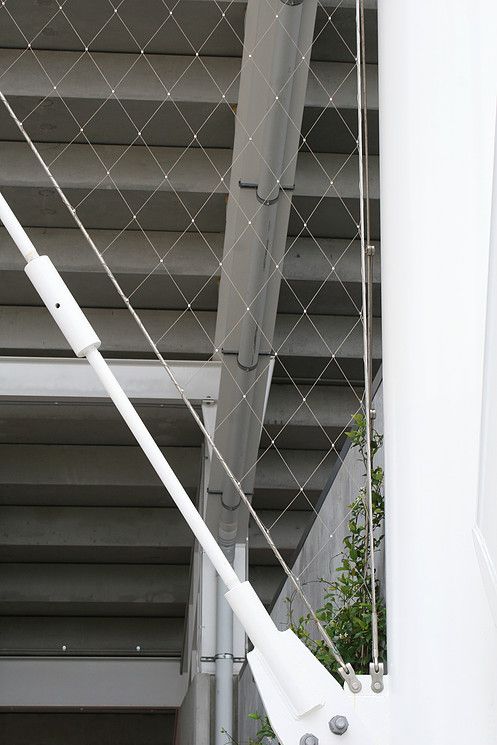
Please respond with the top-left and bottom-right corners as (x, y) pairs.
(300, 734), (319, 745)
(329, 716), (349, 736)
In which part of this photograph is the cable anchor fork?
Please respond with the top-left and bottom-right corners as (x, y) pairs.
(369, 661), (384, 693)
(338, 662), (362, 694)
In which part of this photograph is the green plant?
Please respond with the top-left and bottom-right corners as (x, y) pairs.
(287, 413), (386, 679)
(247, 713), (277, 744)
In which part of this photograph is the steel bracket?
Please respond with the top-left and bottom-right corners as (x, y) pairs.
(370, 661), (384, 693)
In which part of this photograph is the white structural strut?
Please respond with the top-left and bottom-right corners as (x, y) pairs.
(378, 1), (497, 744)
(475, 113), (497, 627)
(0, 193), (38, 262)
(0, 191), (375, 745)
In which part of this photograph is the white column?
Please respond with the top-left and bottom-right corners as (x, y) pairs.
(378, 2), (497, 743)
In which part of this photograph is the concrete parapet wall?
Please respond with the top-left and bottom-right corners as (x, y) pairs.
(237, 383), (383, 744)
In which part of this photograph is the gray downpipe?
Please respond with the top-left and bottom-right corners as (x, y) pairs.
(215, 2), (304, 744)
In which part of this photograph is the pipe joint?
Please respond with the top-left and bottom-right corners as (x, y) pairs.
(221, 498), (242, 512)
(256, 188), (281, 206)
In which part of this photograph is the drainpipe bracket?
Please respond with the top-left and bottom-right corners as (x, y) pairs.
(238, 180), (295, 206)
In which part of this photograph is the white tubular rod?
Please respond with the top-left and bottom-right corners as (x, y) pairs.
(0, 193), (39, 261)
(85, 347), (239, 592)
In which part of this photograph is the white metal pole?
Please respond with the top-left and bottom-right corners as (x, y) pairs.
(85, 346), (240, 592)
(0, 193), (39, 261)
(378, 1), (497, 743)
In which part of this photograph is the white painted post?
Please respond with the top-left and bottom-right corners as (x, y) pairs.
(378, 1), (497, 743)
(474, 113), (497, 627)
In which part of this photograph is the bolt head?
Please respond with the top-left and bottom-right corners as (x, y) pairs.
(329, 716), (349, 736)
(299, 734), (318, 745)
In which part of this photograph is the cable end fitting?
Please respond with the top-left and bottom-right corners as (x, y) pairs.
(338, 662), (362, 693)
(370, 661), (384, 693)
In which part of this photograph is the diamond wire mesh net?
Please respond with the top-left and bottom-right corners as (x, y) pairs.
(0, 0), (380, 668)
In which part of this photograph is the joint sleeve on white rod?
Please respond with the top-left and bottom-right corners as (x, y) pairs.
(225, 581), (322, 717)
(25, 256), (101, 357)
(0, 192), (39, 262)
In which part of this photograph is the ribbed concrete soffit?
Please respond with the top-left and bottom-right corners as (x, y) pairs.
(0, 0), (380, 688)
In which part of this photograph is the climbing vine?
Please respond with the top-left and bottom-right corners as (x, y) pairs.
(288, 413), (386, 678)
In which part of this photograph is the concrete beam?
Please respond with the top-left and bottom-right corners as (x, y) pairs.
(0, 444), (200, 505)
(0, 306), (381, 359)
(0, 229), (380, 283)
(0, 400), (201, 446)
(0, 563), (190, 616)
(0, 396), (354, 449)
(0, 399), (358, 450)
(263, 384), (362, 449)
(0, 657), (187, 708)
(0, 142), (378, 234)
(0, 506), (194, 563)
(0, 0), (247, 58)
(0, 228), (380, 313)
(0, 227), (223, 274)
(0, 506), (305, 563)
(265, 384), (361, 429)
(0, 1), (375, 62)
(0, 142), (378, 199)
(0, 616), (184, 656)
(0, 443), (334, 508)
(0, 563), (280, 613)
(0, 50), (376, 109)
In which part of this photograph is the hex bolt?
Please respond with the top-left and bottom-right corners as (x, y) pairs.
(329, 716), (349, 736)
(299, 734), (318, 745)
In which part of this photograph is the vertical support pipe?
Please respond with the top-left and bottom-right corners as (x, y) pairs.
(378, 1), (497, 742)
(215, 575), (234, 745)
(236, 0), (303, 372)
(216, 2), (303, 740)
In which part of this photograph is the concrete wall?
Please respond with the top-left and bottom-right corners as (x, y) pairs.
(177, 673), (238, 745)
(177, 674), (213, 745)
(238, 384), (384, 743)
